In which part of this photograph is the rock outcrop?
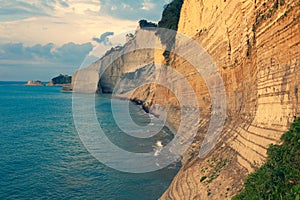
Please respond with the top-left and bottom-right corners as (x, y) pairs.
(46, 74), (72, 86)
(158, 0), (300, 199)
(25, 80), (44, 86)
(70, 0), (300, 199)
(71, 27), (163, 94)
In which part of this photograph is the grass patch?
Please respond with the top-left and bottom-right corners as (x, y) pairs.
(200, 157), (229, 185)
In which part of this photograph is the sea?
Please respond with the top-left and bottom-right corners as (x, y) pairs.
(0, 82), (180, 200)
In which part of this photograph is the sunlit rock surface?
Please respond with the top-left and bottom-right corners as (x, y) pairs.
(70, 1), (300, 198)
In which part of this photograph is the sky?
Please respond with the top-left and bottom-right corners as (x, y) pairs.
(0, 0), (170, 81)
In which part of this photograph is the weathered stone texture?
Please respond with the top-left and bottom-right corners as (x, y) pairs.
(159, 0), (300, 199)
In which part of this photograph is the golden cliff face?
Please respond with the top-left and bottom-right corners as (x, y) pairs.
(155, 0), (300, 199)
(71, 0), (299, 198)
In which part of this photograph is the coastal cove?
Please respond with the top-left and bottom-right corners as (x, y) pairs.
(0, 82), (180, 199)
(1, 0), (299, 198)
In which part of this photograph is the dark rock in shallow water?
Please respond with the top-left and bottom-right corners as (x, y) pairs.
(61, 84), (72, 92)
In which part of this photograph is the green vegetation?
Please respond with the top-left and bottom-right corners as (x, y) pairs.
(253, 0), (282, 32)
(233, 117), (300, 200)
(199, 157), (229, 198)
(206, 158), (229, 183)
(200, 157), (229, 184)
(51, 74), (72, 84)
(156, 0), (184, 63)
(162, 50), (171, 63)
(138, 20), (157, 29)
(251, 0), (286, 44)
(200, 176), (207, 182)
(158, 0), (183, 31)
(207, 189), (211, 196)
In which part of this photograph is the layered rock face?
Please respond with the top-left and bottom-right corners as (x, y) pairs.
(71, 28), (161, 95)
(71, 0), (299, 198)
(157, 0), (300, 199)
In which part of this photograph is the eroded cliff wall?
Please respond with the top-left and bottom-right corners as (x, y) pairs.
(71, 28), (161, 94)
(157, 0), (300, 199)
(71, 0), (299, 198)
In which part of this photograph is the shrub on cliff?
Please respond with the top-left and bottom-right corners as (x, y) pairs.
(138, 20), (157, 29)
(156, 0), (184, 63)
(233, 117), (300, 200)
(158, 0), (183, 31)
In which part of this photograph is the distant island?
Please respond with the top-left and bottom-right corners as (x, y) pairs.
(25, 74), (72, 88)
(25, 80), (44, 86)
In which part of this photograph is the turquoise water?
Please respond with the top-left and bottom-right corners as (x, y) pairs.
(0, 82), (179, 199)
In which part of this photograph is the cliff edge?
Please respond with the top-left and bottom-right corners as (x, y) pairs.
(70, 0), (300, 199)
(158, 0), (300, 199)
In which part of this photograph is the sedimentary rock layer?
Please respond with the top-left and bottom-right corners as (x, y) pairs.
(158, 0), (300, 199)
(71, 0), (299, 198)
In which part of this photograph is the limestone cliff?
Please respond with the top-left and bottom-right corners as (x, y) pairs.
(70, 0), (300, 198)
(157, 0), (300, 199)
(71, 27), (163, 95)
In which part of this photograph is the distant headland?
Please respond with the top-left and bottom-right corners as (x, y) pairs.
(25, 74), (72, 88)
(46, 74), (72, 87)
(25, 80), (44, 86)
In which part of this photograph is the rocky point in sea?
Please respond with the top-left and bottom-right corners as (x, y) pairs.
(25, 80), (44, 86)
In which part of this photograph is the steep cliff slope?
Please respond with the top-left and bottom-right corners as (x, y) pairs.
(71, 26), (163, 95)
(157, 0), (300, 199)
(71, 0), (299, 199)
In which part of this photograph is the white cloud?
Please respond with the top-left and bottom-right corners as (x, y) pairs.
(111, 6), (117, 11)
(121, 3), (131, 9)
(0, 3), (137, 46)
(141, 0), (155, 11)
(0, 41), (94, 80)
(64, 0), (101, 14)
(0, 0), (169, 80)
(0, 42), (93, 65)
